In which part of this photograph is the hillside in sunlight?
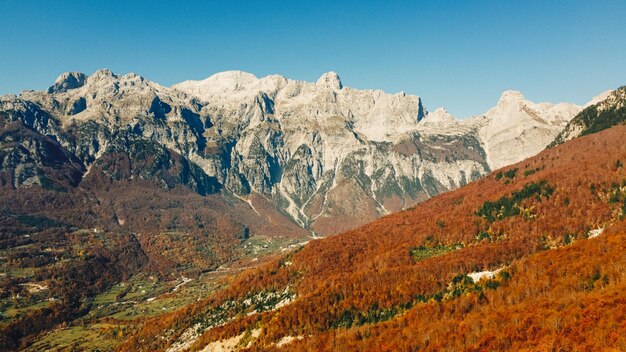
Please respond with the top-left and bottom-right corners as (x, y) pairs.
(118, 125), (626, 351)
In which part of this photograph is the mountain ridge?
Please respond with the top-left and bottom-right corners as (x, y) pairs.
(2, 69), (604, 234)
(551, 86), (626, 146)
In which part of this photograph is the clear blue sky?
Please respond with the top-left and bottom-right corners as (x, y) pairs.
(1, 0), (625, 118)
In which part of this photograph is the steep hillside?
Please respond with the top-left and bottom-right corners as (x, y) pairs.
(551, 86), (626, 145)
(120, 125), (626, 351)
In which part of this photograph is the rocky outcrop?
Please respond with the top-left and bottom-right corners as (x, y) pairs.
(551, 86), (626, 146)
(48, 72), (87, 94)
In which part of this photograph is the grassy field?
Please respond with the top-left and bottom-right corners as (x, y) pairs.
(22, 270), (230, 351)
(410, 243), (463, 262)
(25, 323), (127, 352)
(240, 234), (309, 258)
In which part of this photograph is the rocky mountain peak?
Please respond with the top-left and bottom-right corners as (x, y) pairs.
(89, 68), (117, 81)
(496, 90), (526, 107)
(80, 69), (122, 93)
(171, 70), (260, 99)
(197, 70), (259, 92)
(48, 72), (87, 93)
(478, 89), (582, 170)
(424, 107), (455, 123)
(316, 71), (343, 90)
(208, 70), (258, 85)
(596, 87), (626, 111)
(121, 72), (146, 83)
(584, 89), (614, 108)
(551, 86), (626, 147)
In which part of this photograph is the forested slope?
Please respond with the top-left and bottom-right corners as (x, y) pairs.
(119, 125), (626, 351)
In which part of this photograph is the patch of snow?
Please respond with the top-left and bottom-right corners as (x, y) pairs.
(588, 228), (604, 239)
(468, 268), (503, 282)
(276, 335), (304, 348)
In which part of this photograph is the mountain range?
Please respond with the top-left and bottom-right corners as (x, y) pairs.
(1, 69), (624, 351)
(1, 69), (597, 234)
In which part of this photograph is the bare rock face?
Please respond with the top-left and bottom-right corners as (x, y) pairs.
(173, 71), (488, 231)
(48, 72), (87, 93)
(474, 90), (581, 170)
(0, 69), (585, 235)
(316, 71), (343, 90)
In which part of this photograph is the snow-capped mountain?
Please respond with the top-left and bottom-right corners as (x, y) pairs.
(0, 69), (588, 234)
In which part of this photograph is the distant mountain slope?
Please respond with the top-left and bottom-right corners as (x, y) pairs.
(1, 69), (584, 235)
(174, 73), (582, 230)
(121, 124), (626, 351)
(476, 90), (580, 169)
(551, 86), (626, 145)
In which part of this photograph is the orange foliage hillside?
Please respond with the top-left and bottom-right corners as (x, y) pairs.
(120, 125), (626, 351)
